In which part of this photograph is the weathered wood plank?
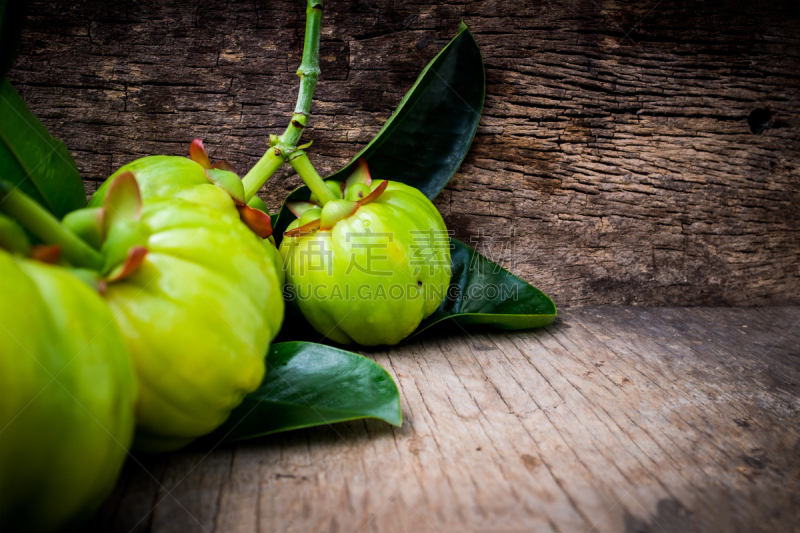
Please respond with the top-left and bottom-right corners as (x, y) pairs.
(87, 307), (800, 533)
(8, 0), (800, 307)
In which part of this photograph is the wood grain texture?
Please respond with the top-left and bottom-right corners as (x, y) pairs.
(86, 307), (800, 533)
(7, 0), (800, 307)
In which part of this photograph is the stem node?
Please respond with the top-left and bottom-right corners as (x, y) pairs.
(241, 0), (323, 202)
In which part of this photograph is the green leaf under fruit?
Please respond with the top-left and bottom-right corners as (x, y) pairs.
(411, 238), (556, 337)
(202, 341), (402, 443)
(0, 79), (86, 218)
(273, 21), (484, 239)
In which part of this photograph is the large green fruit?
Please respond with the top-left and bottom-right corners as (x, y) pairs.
(97, 174), (284, 452)
(279, 164), (451, 346)
(89, 155), (230, 212)
(0, 249), (137, 532)
(85, 144), (282, 282)
(88, 140), (273, 238)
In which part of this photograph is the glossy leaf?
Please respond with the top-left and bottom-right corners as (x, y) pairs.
(273, 21), (484, 240)
(411, 238), (557, 337)
(202, 341), (402, 442)
(331, 21), (484, 198)
(0, 79), (86, 218)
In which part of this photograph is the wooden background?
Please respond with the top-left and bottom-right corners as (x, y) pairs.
(6, 3), (800, 531)
(87, 307), (800, 533)
(8, 0), (800, 307)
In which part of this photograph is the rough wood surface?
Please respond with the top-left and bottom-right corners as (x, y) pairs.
(86, 306), (800, 533)
(8, 0), (800, 306)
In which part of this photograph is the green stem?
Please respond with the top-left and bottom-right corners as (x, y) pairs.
(0, 182), (104, 270)
(284, 0), (322, 149)
(242, 147), (285, 202)
(289, 151), (337, 205)
(241, 0), (323, 201)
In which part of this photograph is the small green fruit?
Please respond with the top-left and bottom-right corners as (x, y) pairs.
(280, 162), (451, 346)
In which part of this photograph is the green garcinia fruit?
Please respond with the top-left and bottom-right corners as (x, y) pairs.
(84, 173), (284, 452)
(82, 139), (283, 283)
(0, 225), (137, 532)
(279, 159), (451, 346)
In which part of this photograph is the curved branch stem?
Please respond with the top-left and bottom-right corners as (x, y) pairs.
(242, 0), (324, 201)
(242, 147), (285, 202)
(289, 151), (336, 206)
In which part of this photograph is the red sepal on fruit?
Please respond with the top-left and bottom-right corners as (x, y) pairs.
(189, 138), (213, 169)
(29, 244), (61, 264)
(191, 139), (272, 238)
(284, 218), (321, 237)
(236, 204), (273, 239)
(106, 246), (148, 283)
(191, 138), (238, 173)
(284, 160), (389, 235)
(344, 158), (371, 190)
(360, 180), (388, 205)
(101, 171), (142, 239)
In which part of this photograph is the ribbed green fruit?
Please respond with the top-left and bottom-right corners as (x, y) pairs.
(102, 196), (284, 452)
(0, 251), (137, 532)
(280, 181), (450, 346)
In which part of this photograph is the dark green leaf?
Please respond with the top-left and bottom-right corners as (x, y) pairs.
(273, 22), (484, 240)
(0, 0), (29, 79)
(411, 238), (556, 337)
(204, 341), (402, 442)
(330, 21), (484, 198)
(0, 78), (86, 218)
